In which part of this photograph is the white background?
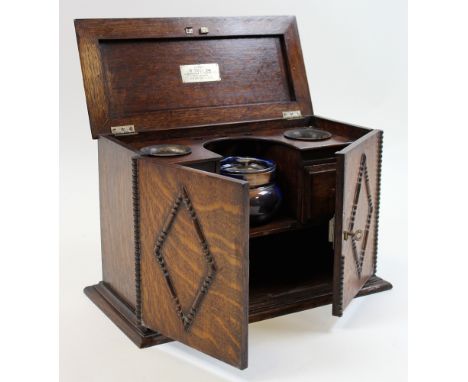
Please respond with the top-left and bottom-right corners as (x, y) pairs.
(7, 1), (468, 381)
(58, 1), (407, 381)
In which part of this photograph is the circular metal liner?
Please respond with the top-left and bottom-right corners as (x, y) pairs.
(283, 127), (332, 141)
(139, 144), (192, 157)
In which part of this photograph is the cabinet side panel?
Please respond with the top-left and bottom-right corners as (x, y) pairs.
(98, 137), (136, 308)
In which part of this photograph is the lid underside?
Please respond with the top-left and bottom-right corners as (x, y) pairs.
(75, 16), (313, 138)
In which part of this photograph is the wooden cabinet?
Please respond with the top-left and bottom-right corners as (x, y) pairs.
(75, 16), (392, 370)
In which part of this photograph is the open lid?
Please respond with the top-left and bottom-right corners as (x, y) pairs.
(75, 16), (313, 138)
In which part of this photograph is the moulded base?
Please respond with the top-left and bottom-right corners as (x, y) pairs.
(84, 275), (392, 348)
(84, 282), (172, 348)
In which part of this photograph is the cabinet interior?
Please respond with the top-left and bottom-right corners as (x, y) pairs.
(204, 137), (337, 321)
(249, 226), (334, 322)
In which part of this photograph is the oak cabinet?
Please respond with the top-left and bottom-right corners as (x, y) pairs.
(75, 16), (392, 370)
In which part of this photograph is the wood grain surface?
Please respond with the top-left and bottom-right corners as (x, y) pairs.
(137, 159), (250, 369)
(98, 137), (137, 308)
(74, 16), (312, 138)
(100, 37), (293, 113)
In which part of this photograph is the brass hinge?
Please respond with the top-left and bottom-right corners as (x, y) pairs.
(111, 125), (137, 136)
(282, 110), (303, 120)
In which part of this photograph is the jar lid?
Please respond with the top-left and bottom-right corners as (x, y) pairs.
(220, 157), (276, 174)
(220, 156), (276, 187)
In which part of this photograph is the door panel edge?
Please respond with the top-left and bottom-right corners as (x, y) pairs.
(332, 152), (346, 317)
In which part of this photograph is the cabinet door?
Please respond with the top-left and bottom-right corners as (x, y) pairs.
(136, 158), (250, 369)
(332, 130), (383, 316)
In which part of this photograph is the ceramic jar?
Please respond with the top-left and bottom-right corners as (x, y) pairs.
(220, 156), (282, 225)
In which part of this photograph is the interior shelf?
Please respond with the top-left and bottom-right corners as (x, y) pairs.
(249, 276), (332, 322)
(250, 216), (302, 238)
(249, 275), (391, 323)
(249, 214), (329, 239)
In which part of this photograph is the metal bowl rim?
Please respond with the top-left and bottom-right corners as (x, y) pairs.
(283, 127), (332, 141)
(139, 144), (192, 157)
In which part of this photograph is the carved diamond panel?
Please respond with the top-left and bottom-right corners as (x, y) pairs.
(347, 154), (374, 277)
(153, 186), (217, 331)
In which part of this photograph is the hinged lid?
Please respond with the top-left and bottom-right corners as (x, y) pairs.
(75, 16), (313, 138)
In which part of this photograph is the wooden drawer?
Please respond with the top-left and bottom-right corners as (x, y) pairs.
(301, 161), (336, 224)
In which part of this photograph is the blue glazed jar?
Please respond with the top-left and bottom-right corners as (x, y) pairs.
(220, 156), (282, 225)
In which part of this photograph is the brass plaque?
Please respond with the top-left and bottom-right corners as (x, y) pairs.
(180, 63), (221, 83)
